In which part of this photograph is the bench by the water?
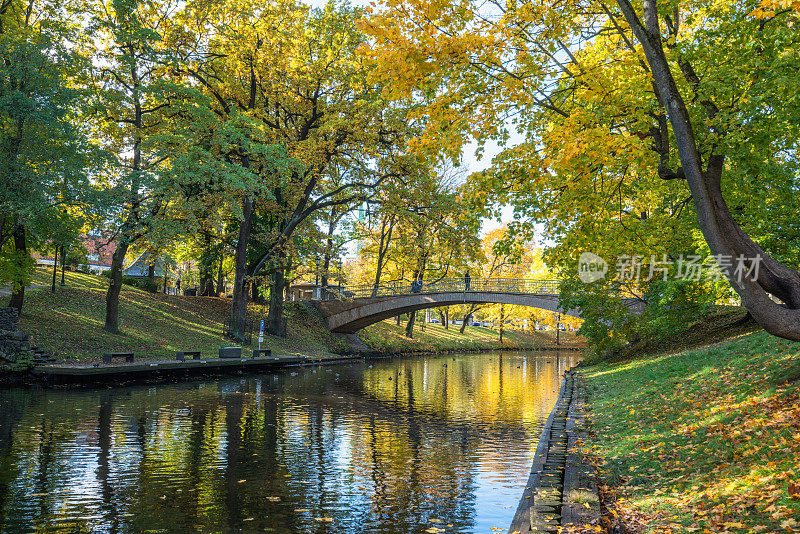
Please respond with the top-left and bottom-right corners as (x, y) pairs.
(253, 348), (271, 358)
(219, 346), (242, 358)
(176, 350), (201, 361)
(103, 352), (134, 364)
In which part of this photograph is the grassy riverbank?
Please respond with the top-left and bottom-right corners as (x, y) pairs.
(582, 326), (800, 532)
(17, 268), (346, 362)
(11, 268), (576, 363)
(360, 319), (583, 353)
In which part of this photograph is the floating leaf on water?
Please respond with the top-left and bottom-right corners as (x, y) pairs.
(266, 496), (281, 502)
(314, 517), (334, 522)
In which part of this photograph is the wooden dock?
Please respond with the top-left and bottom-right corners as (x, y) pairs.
(31, 354), (358, 385)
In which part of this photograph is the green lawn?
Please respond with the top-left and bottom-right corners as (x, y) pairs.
(13, 268), (580, 363)
(360, 317), (584, 353)
(583, 330), (800, 532)
(17, 268), (346, 362)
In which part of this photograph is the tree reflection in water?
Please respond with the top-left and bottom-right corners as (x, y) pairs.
(0, 351), (578, 533)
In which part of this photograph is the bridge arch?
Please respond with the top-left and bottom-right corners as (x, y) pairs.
(314, 291), (583, 334)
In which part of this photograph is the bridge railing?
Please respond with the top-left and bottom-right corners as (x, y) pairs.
(322, 278), (561, 300)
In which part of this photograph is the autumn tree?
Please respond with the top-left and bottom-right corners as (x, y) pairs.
(363, 0), (800, 340)
(91, 0), (177, 332)
(166, 0), (414, 339)
(0, 0), (97, 314)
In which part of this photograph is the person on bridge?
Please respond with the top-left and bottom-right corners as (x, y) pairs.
(464, 270), (471, 291)
(411, 271), (422, 293)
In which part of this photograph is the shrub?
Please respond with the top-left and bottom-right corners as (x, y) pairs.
(100, 271), (160, 293)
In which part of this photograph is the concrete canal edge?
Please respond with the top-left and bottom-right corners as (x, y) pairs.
(509, 370), (601, 533)
(24, 346), (580, 387)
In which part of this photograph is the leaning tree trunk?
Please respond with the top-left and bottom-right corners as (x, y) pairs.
(7, 225), (26, 315)
(229, 197), (254, 341)
(459, 303), (479, 334)
(404, 311), (416, 338)
(617, 0), (800, 340)
(372, 216), (394, 297)
(459, 313), (470, 334)
(104, 238), (130, 333)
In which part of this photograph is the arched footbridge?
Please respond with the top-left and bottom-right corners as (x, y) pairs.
(312, 278), (644, 334)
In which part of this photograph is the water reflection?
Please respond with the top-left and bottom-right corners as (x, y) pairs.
(0, 351), (579, 533)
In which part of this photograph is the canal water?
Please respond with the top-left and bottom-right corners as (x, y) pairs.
(0, 350), (579, 533)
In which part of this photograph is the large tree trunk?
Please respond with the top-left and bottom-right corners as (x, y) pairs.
(266, 267), (286, 337)
(459, 304), (479, 334)
(229, 197), (254, 341)
(199, 232), (216, 296)
(7, 225), (26, 314)
(321, 210), (337, 296)
(251, 279), (262, 303)
(104, 50), (146, 334)
(147, 263), (155, 289)
(459, 313), (470, 334)
(617, 0), (800, 340)
(104, 238), (129, 333)
(404, 311), (415, 338)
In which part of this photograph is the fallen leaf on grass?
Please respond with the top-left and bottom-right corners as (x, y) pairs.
(788, 481), (800, 500)
(780, 518), (799, 530)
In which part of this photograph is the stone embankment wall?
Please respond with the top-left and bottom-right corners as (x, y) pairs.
(509, 370), (600, 533)
(0, 307), (31, 366)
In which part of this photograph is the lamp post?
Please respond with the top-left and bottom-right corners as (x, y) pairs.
(555, 312), (562, 346)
